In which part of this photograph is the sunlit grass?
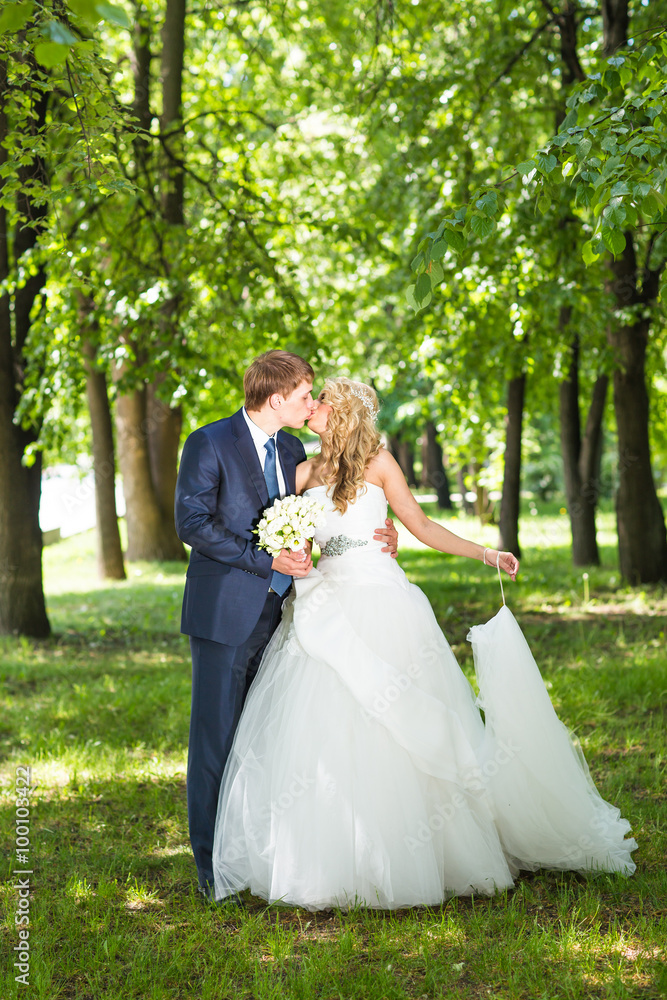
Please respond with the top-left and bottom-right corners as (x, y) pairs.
(1, 517), (665, 999)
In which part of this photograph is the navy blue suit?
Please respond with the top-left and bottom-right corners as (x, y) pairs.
(174, 407), (306, 890)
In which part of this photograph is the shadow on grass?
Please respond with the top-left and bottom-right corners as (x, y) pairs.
(1, 766), (664, 999)
(1, 538), (665, 997)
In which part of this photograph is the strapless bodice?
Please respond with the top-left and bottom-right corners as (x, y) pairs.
(304, 481), (388, 554)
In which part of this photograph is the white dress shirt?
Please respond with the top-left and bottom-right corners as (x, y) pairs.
(242, 407), (287, 497)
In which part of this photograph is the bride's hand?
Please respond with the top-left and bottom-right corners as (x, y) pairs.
(484, 548), (519, 581)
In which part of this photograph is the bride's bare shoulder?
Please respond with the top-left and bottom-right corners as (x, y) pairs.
(365, 447), (397, 486)
(296, 457), (324, 494)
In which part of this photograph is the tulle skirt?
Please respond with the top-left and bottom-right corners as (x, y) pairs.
(212, 552), (636, 910)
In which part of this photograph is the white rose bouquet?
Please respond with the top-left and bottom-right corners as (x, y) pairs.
(254, 494), (327, 558)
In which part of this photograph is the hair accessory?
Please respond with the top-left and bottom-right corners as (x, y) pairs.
(349, 383), (376, 416)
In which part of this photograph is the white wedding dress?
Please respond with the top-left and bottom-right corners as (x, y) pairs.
(212, 482), (636, 909)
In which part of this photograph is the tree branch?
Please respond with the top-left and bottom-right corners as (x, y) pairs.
(641, 229), (667, 303)
(480, 18), (555, 102)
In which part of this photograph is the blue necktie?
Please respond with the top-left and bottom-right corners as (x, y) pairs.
(264, 438), (291, 596)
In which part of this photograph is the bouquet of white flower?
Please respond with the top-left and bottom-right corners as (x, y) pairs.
(254, 494), (327, 558)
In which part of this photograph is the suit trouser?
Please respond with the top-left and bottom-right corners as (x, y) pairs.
(187, 589), (287, 890)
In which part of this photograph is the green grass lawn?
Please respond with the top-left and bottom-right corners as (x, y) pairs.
(1, 510), (666, 999)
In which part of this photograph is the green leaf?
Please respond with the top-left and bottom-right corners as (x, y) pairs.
(579, 86), (598, 105)
(575, 186), (593, 208)
(0, 1), (33, 33)
(469, 214), (495, 239)
(575, 137), (592, 159)
(94, 1), (131, 28)
(642, 193), (659, 218)
(619, 65), (634, 86)
(414, 272), (432, 306)
(406, 284), (418, 312)
(604, 203), (626, 226)
(601, 227), (626, 256)
(34, 41), (70, 67)
(559, 109), (579, 131)
(536, 152), (557, 174)
(603, 69), (621, 90)
(410, 251), (424, 273)
(475, 190), (498, 217)
(652, 189), (666, 209)
(429, 260), (444, 286)
(68, 0), (101, 17)
(537, 193), (551, 215)
(430, 239), (447, 260)
(44, 19), (78, 45)
(444, 228), (465, 253)
(624, 203), (638, 228)
(516, 160), (535, 176)
(582, 240), (601, 266)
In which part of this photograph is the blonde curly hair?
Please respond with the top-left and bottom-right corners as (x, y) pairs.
(315, 377), (382, 514)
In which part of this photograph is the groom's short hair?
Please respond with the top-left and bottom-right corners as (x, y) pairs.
(244, 350), (314, 410)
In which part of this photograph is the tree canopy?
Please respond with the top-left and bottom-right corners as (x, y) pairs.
(2, 0), (666, 634)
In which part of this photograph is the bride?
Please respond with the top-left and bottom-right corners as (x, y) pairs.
(212, 377), (636, 909)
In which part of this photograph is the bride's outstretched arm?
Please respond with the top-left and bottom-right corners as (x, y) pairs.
(369, 449), (519, 580)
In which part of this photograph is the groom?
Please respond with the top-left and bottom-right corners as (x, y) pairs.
(174, 350), (398, 898)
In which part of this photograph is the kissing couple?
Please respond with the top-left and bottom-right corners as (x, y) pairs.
(174, 349), (635, 910)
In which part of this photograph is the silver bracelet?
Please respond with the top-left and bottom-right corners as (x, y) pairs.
(483, 547), (490, 566)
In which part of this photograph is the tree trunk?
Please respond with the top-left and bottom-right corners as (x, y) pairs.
(161, 0), (186, 226)
(110, 5), (185, 563)
(498, 374), (525, 558)
(469, 460), (492, 527)
(145, 0), (187, 561)
(421, 422), (452, 509)
(389, 435), (417, 486)
(611, 330), (667, 583)
(602, 0), (630, 56)
(147, 379), (185, 560)
(559, 324), (608, 566)
(580, 374), (608, 509)
(551, 17), (606, 566)
(115, 384), (179, 561)
(82, 336), (126, 580)
(607, 236), (667, 583)
(0, 65), (50, 637)
(131, 10), (152, 139)
(0, 237), (49, 635)
(596, 2), (667, 581)
(456, 467), (475, 515)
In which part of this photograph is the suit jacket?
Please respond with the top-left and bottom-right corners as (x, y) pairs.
(174, 408), (307, 646)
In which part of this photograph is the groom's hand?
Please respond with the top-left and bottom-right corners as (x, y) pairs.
(272, 549), (313, 577)
(374, 518), (399, 559)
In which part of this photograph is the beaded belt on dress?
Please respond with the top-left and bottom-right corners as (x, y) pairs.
(319, 534), (369, 557)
